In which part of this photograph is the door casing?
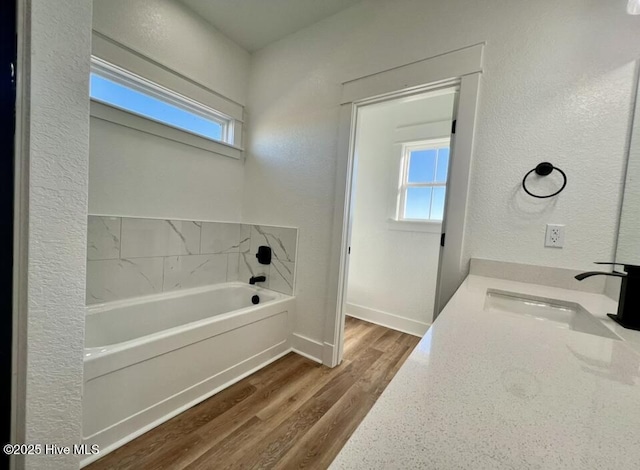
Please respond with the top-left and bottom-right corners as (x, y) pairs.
(324, 44), (483, 367)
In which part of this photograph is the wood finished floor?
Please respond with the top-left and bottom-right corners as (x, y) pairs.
(86, 317), (420, 470)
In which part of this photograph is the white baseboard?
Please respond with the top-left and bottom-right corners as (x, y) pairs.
(291, 333), (324, 364)
(322, 342), (337, 367)
(346, 303), (429, 337)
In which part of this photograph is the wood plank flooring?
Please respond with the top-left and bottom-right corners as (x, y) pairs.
(86, 317), (420, 470)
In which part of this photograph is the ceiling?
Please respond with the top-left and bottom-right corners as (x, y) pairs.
(180, 0), (362, 52)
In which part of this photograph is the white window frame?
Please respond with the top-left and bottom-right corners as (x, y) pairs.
(395, 137), (450, 225)
(90, 55), (243, 159)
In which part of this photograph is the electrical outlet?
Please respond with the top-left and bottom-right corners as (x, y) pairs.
(545, 224), (565, 248)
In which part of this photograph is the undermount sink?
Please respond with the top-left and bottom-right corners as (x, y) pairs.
(484, 289), (620, 340)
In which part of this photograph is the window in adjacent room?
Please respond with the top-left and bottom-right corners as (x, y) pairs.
(397, 138), (450, 222)
(89, 57), (234, 144)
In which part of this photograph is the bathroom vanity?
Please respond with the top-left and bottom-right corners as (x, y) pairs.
(331, 267), (640, 469)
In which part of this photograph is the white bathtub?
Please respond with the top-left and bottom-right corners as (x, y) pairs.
(81, 282), (294, 466)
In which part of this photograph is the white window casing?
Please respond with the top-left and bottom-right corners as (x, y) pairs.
(90, 32), (244, 160)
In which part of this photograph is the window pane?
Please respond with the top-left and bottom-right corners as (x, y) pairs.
(436, 148), (450, 182)
(431, 187), (446, 220)
(404, 187), (432, 220)
(90, 74), (223, 141)
(408, 149), (436, 183)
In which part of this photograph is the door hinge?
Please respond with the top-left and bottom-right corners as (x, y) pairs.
(440, 233), (446, 247)
(451, 119), (457, 134)
(348, 246), (351, 254)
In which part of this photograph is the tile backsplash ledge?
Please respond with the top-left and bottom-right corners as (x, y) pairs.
(86, 215), (298, 304)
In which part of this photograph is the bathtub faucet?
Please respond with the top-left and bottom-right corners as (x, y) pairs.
(249, 275), (266, 285)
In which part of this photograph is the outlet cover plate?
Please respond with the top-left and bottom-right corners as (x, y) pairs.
(545, 224), (565, 248)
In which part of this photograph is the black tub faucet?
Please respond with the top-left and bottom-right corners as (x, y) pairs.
(575, 262), (640, 330)
(249, 275), (266, 285)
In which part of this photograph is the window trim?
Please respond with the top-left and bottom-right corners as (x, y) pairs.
(90, 101), (243, 158)
(92, 31), (244, 120)
(396, 137), (450, 223)
(89, 56), (244, 159)
(387, 218), (442, 233)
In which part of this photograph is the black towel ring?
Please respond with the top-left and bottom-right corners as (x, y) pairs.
(522, 162), (567, 199)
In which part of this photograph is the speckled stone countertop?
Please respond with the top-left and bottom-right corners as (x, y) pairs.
(330, 275), (640, 469)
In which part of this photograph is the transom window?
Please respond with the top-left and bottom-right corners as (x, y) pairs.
(89, 57), (234, 144)
(397, 139), (450, 222)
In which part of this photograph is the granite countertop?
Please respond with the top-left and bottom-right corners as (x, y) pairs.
(330, 275), (640, 469)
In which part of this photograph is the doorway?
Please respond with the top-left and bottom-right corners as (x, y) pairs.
(344, 87), (457, 337)
(1, 0), (17, 466)
(326, 44), (483, 367)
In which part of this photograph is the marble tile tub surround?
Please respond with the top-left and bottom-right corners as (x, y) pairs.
(469, 258), (608, 294)
(86, 216), (298, 304)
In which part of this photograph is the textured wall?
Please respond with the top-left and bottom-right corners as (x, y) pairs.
(243, 0), (640, 344)
(89, 119), (245, 221)
(90, 0), (250, 223)
(23, 0), (92, 468)
(92, 0), (250, 105)
(347, 94), (454, 328)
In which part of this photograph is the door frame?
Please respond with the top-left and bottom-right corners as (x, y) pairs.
(11, 1), (28, 468)
(2, 0), (16, 463)
(324, 44), (483, 367)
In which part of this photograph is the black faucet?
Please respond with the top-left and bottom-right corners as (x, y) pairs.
(249, 275), (266, 285)
(575, 262), (640, 330)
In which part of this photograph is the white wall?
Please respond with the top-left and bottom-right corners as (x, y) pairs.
(92, 0), (249, 105)
(90, 0), (251, 222)
(617, 69), (640, 265)
(243, 0), (640, 345)
(89, 120), (245, 221)
(18, 0), (92, 468)
(346, 93), (454, 335)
